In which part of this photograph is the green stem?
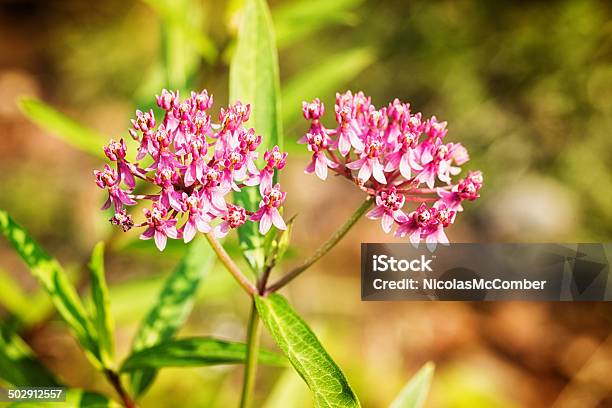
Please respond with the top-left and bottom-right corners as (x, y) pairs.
(204, 233), (257, 295)
(105, 369), (138, 408)
(266, 197), (373, 293)
(240, 301), (261, 408)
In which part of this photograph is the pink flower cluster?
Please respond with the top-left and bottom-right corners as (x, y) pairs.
(301, 91), (483, 245)
(95, 89), (288, 251)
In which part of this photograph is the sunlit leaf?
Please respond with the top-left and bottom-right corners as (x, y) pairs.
(273, 0), (364, 48)
(0, 322), (59, 387)
(121, 337), (286, 371)
(389, 362), (435, 408)
(0, 210), (102, 368)
(88, 242), (115, 368)
(282, 47), (375, 129)
(18, 97), (107, 160)
(229, 0), (283, 274)
(129, 238), (215, 397)
(255, 294), (360, 408)
(141, 0), (216, 91)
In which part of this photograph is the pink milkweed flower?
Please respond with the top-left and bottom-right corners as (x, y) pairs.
(346, 137), (387, 184)
(155, 168), (184, 212)
(181, 193), (212, 243)
(184, 137), (208, 187)
(140, 203), (180, 251)
(415, 139), (463, 188)
(156, 89), (180, 111)
(300, 91), (482, 245)
(304, 131), (338, 180)
(366, 187), (407, 233)
(215, 204), (248, 238)
(94, 165), (136, 211)
(246, 146), (287, 195)
(384, 132), (421, 180)
(250, 184), (287, 235)
(104, 138), (139, 189)
(437, 171), (483, 212)
(424, 116), (447, 139)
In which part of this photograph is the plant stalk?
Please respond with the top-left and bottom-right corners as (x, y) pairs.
(204, 233), (257, 295)
(266, 197), (373, 293)
(105, 369), (137, 408)
(239, 301), (262, 408)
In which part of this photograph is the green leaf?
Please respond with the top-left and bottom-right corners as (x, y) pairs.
(389, 362), (435, 408)
(88, 242), (115, 368)
(142, 0), (217, 67)
(229, 0), (283, 274)
(121, 337), (286, 371)
(0, 210), (102, 369)
(129, 238), (215, 397)
(282, 47), (375, 128)
(8, 389), (121, 408)
(255, 294), (360, 408)
(0, 322), (59, 387)
(273, 0), (364, 48)
(18, 97), (107, 160)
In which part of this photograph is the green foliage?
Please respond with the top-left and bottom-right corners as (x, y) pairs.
(8, 389), (121, 408)
(121, 337), (286, 371)
(17, 97), (107, 160)
(0, 210), (103, 369)
(144, 0), (215, 91)
(229, 0), (283, 275)
(255, 294), (360, 408)
(129, 238), (215, 397)
(88, 242), (115, 368)
(389, 362), (434, 408)
(273, 0), (364, 48)
(0, 323), (59, 387)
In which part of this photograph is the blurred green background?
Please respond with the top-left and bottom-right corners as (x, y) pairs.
(1, 0), (612, 407)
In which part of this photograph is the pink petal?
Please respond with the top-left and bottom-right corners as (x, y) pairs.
(357, 162), (372, 182)
(381, 213), (394, 233)
(399, 153), (412, 179)
(315, 154), (328, 180)
(271, 208), (287, 230)
(346, 157), (365, 170)
(259, 212), (272, 235)
(183, 221), (196, 243)
(371, 159), (387, 184)
(154, 231), (167, 251)
(366, 206), (385, 219)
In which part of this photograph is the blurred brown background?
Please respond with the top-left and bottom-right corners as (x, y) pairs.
(1, 0), (612, 407)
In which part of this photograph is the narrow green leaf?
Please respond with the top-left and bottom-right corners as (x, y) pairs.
(389, 362), (435, 408)
(282, 47), (375, 128)
(273, 0), (364, 48)
(0, 210), (102, 369)
(121, 337), (286, 371)
(88, 242), (115, 368)
(18, 97), (107, 160)
(0, 322), (59, 387)
(129, 238), (214, 397)
(255, 294), (360, 408)
(141, 0), (217, 66)
(230, 0), (283, 274)
(8, 389), (121, 408)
